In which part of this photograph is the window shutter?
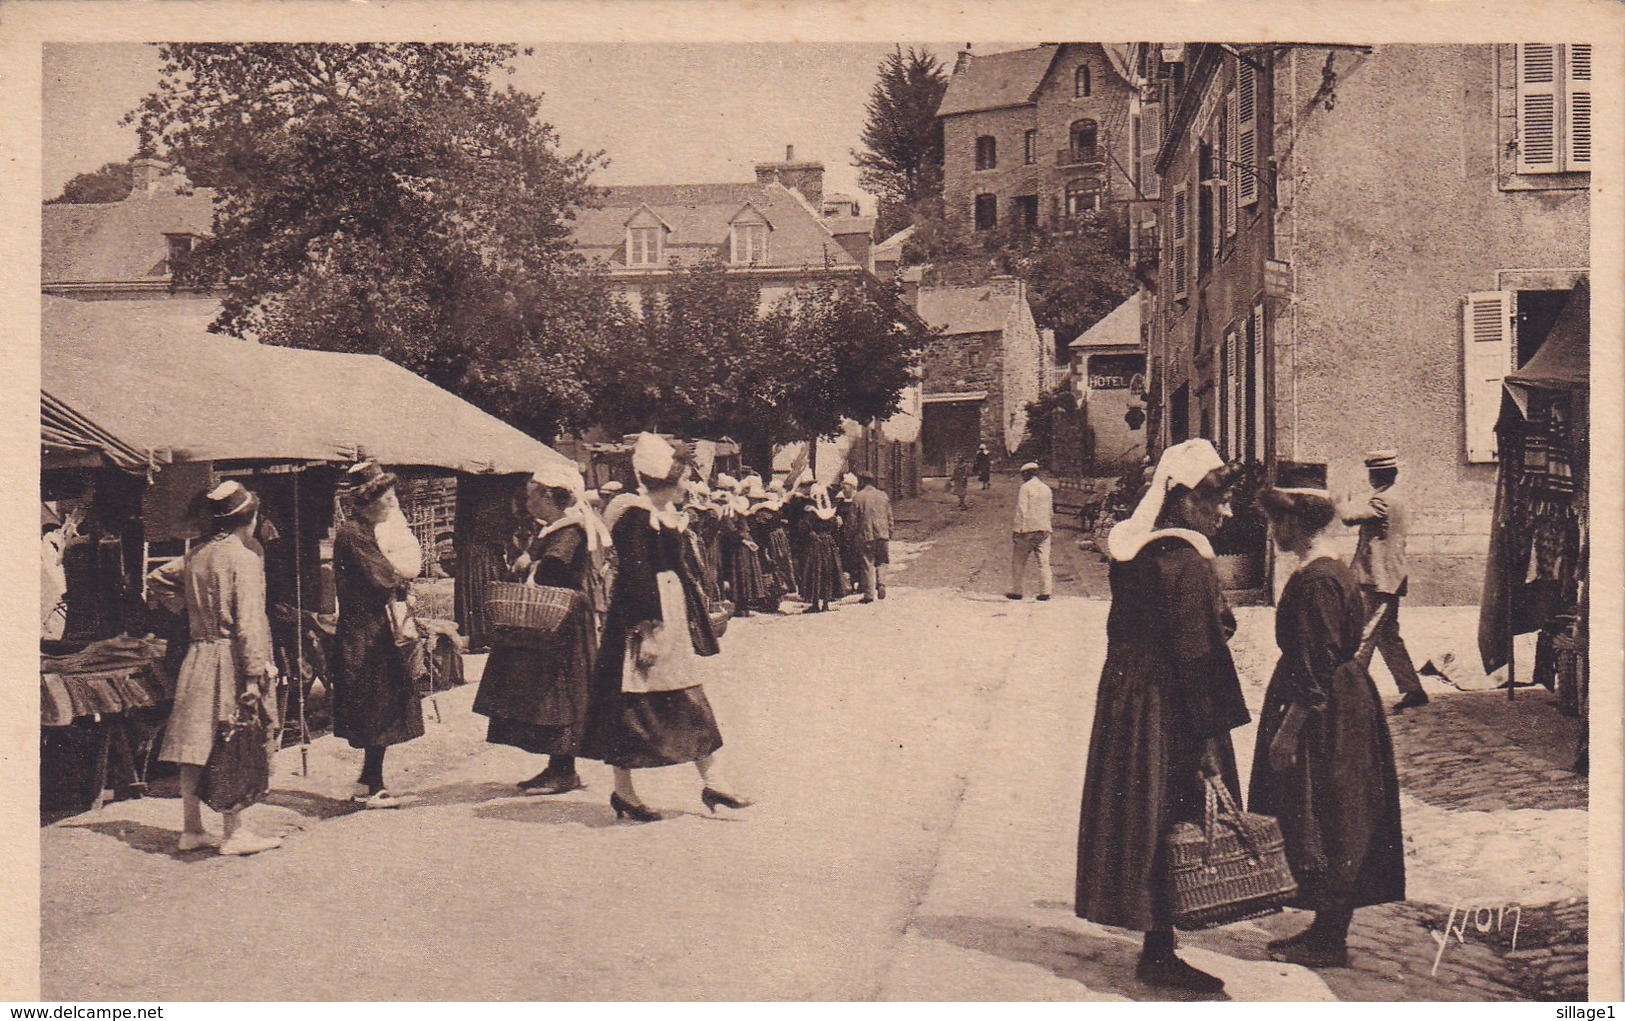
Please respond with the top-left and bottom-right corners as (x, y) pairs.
(1171, 185), (1188, 299)
(1229, 326), (1243, 456)
(1236, 59), (1258, 206)
(1565, 43), (1592, 170)
(1249, 304), (1266, 461)
(1462, 291), (1513, 462)
(1226, 83), (1240, 234)
(1140, 104), (1162, 199)
(1517, 44), (1560, 174)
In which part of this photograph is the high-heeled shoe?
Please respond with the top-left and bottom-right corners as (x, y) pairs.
(610, 792), (663, 822)
(700, 787), (754, 812)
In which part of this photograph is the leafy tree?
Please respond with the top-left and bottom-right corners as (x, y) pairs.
(589, 261), (928, 473)
(46, 159), (135, 204)
(126, 43), (608, 439)
(1017, 384), (1079, 467)
(904, 206), (1136, 361)
(853, 46), (949, 240)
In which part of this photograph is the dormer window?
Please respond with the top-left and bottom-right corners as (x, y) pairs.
(164, 233), (193, 273)
(627, 227), (663, 266)
(1075, 65), (1092, 97)
(728, 203), (771, 265)
(622, 204), (671, 267)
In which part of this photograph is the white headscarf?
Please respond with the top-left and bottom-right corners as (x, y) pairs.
(530, 462), (612, 552)
(808, 483), (837, 520)
(1106, 439), (1226, 562)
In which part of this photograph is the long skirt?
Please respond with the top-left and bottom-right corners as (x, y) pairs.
(473, 611), (597, 756)
(799, 534), (848, 604)
(1075, 643), (1241, 932)
(160, 641), (243, 766)
(765, 530), (798, 596)
(732, 541), (777, 612)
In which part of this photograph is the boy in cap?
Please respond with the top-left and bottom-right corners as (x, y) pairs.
(1339, 449), (1427, 712)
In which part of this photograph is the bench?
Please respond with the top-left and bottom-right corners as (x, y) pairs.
(1050, 477), (1109, 532)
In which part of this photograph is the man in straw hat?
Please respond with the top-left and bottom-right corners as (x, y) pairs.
(1007, 462), (1054, 601)
(1339, 449), (1427, 713)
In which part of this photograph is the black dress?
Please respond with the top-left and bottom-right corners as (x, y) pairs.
(580, 506), (724, 769)
(1075, 537), (1251, 932)
(799, 511), (848, 604)
(332, 521), (425, 749)
(750, 506), (797, 599)
(1248, 557), (1406, 912)
(473, 523), (600, 756)
(726, 511), (775, 612)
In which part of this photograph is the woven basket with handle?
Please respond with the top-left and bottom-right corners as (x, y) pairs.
(484, 559), (579, 637)
(1165, 774), (1298, 931)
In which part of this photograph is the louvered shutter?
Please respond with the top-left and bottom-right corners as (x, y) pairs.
(1225, 84), (1238, 236)
(1250, 304), (1266, 461)
(1463, 292), (1513, 462)
(1171, 185), (1188, 299)
(1565, 43), (1592, 170)
(1140, 104), (1162, 199)
(1236, 59), (1258, 206)
(1517, 44), (1560, 174)
(1229, 326), (1243, 456)
(1218, 333), (1230, 456)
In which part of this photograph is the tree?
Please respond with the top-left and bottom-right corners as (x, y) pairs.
(127, 44), (609, 439)
(587, 261), (928, 473)
(46, 159), (135, 204)
(904, 206), (1136, 360)
(853, 46), (949, 240)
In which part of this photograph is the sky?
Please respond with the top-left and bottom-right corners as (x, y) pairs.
(41, 42), (1029, 212)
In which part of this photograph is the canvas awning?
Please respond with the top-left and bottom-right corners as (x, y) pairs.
(1503, 279), (1589, 416)
(42, 297), (573, 475)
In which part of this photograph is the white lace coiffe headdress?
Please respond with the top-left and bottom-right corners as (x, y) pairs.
(1106, 439), (1225, 562)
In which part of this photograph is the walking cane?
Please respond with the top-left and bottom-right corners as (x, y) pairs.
(293, 469), (312, 777)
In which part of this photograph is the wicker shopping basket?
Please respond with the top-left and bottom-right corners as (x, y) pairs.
(484, 564), (579, 637)
(1165, 775), (1298, 931)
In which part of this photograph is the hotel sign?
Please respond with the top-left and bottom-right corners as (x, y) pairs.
(1087, 354), (1146, 391)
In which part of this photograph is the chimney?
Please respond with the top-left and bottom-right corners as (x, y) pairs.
(988, 274), (1024, 303)
(753, 147), (825, 210)
(955, 44), (973, 74)
(129, 156), (169, 198)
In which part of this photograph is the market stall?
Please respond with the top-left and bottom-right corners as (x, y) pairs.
(41, 296), (572, 810)
(1478, 281), (1589, 772)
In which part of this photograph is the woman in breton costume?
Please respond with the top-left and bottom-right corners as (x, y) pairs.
(722, 476), (774, 616)
(755, 480), (799, 599)
(798, 484), (847, 614)
(683, 480), (724, 606)
(332, 462), (425, 809)
(1248, 465), (1405, 968)
(473, 462), (612, 797)
(1073, 439), (1250, 995)
(149, 481), (282, 856)
(580, 434), (754, 822)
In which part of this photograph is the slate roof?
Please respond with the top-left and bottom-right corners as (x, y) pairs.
(571, 181), (860, 270)
(916, 284), (1021, 336)
(1069, 294), (1141, 349)
(937, 45), (1061, 117)
(42, 188), (215, 286)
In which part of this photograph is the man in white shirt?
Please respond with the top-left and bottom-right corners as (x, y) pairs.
(1007, 462), (1054, 601)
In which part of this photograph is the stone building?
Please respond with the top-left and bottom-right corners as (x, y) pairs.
(569, 148), (872, 308)
(1135, 43), (1591, 602)
(937, 43), (1137, 233)
(914, 276), (1045, 475)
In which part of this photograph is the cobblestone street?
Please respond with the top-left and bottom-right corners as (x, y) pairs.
(41, 476), (1590, 1000)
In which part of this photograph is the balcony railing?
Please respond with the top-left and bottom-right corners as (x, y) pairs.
(1056, 146), (1105, 167)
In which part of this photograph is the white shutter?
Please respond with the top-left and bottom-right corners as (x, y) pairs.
(1250, 304), (1266, 461)
(1565, 43), (1592, 171)
(1140, 104), (1162, 199)
(1218, 333), (1230, 456)
(1171, 185), (1188, 299)
(1463, 291), (1513, 463)
(1236, 59), (1258, 206)
(1229, 326), (1243, 455)
(1517, 44), (1560, 174)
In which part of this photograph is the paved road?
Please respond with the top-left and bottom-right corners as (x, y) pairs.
(41, 475), (1588, 1000)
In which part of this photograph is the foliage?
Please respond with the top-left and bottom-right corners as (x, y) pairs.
(1211, 459), (1269, 556)
(902, 205), (1136, 359)
(853, 46), (949, 240)
(1017, 385), (1078, 466)
(588, 262), (927, 471)
(126, 43), (609, 439)
(46, 160), (135, 204)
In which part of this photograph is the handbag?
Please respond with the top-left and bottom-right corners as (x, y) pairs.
(200, 697), (272, 814)
(1164, 774), (1299, 931)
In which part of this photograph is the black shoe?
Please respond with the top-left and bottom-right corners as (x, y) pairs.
(1136, 953), (1225, 993)
(610, 792), (663, 822)
(1392, 690), (1430, 714)
(523, 773), (585, 796)
(1005, 592), (1022, 600)
(700, 787), (754, 813)
(1036, 594), (1052, 602)
(1270, 936), (1349, 968)
(877, 585), (886, 600)
(859, 595), (875, 604)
